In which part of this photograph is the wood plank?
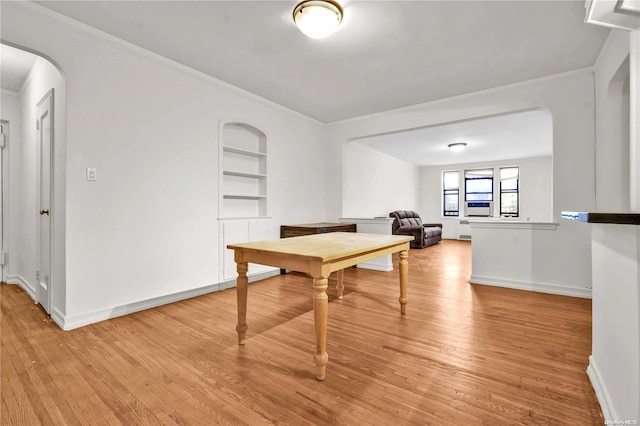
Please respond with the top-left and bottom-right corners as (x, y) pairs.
(1, 240), (603, 424)
(229, 231), (413, 262)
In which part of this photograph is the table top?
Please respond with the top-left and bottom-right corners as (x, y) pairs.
(228, 232), (413, 262)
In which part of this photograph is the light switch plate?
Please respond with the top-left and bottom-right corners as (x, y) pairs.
(86, 167), (97, 181)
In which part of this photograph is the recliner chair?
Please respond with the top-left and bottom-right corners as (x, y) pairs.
(389, 210), (442, 249)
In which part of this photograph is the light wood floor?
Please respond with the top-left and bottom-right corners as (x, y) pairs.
(1, 240), (602, 425)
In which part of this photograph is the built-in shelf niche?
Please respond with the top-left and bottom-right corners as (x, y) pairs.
(220, 122), (267, 218)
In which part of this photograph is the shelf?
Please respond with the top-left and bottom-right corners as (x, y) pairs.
(223, 194), (267, 200)
(223, 170), (267, 179)
(220, 122), (267, 219)
(223, 146), (266, 158)
(218, 216), (273, 221)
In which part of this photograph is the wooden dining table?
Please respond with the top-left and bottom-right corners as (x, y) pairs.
(227, 232), (414, 380)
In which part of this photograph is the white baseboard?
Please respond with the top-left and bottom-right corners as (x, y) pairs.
(6, 274), (36, 301)
(218, 269), (280, 291)
(51, 307), (66, 329)
(587, 356), (615, 421)
(356, 255), (393, 272)
(469, 275), (592, 298)
(356, 263), (393, 272)
(60, 269), (280, 331)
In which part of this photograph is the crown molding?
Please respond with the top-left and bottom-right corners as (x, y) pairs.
(617, 0), (640, 13)
(585, 0), (640, 31)
(331, 66), (595, 126)
(1, 88), (20, 97)
(2, 1), (324, 126)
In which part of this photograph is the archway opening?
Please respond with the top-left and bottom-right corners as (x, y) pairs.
(0, 42), (66, 324)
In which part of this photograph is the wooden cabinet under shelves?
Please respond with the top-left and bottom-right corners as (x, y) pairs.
(279, 222), (357, 274)
(220, 122), (267, 218)
(280, 222), (357, 238)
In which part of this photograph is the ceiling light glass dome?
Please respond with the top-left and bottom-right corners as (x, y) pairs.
(293, 0), (343, 39)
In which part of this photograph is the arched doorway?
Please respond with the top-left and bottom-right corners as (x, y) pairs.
(0, 42), (66, 323)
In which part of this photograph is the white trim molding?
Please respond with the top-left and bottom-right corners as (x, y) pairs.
(2, 1), (323, 125)
(59, 270), (279, 330)
(1, 88), (20, 97)
(6, 274), (36, 300)
(587, 356), (616, 422)
(356, 258), (393, 272)
(468, 220), (559, 230)
(585, 0), (640, 31)
(51, 307), (66, 329)
(332, 67), (594, 126)
(469, 275), (592, 298)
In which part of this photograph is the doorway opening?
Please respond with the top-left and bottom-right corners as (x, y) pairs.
(0, 42), (65, 321)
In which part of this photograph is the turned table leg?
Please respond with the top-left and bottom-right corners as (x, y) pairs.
(312, 276), (329, 380)
(336, 269), (344, 300)
(236, 262), (249, 344)
(399, 250), (408, 314)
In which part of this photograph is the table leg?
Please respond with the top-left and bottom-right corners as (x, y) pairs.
(312, 276), (329, 380)
(236, 262), (249, 344)
(336, 269), (344, 300)
(399, 250), (408, 314)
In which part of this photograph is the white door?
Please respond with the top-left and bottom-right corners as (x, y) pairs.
(0, 121), (5, 283)
(36, 90), (53, 314)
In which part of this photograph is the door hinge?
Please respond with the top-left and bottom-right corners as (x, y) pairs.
(36, 119), (40, 130)
(35, 270), (40, 282)
(0, 252), (6, 266)
(0, 125), (4, 149)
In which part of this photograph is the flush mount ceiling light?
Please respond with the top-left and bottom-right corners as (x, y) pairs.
(448, 142), (467, 152)
(293, 0), (343, 39)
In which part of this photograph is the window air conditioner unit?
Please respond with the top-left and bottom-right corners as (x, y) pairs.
(465, 201), (492, 217)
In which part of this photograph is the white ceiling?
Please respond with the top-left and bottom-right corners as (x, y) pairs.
(354, 109), (552, 166)
(3, 1), (609, 167)
(32, 0), (610, 124)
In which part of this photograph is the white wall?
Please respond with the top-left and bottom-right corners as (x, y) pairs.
(1, 91), (21, 283)
(2, 3), (327, 328)
(589, 224), (639, 422)
(588, 28), (639, 422)
(594, 30), (631, 211)
(342, 142), (418, 218)
(631, 30), (640, 211)
(419, 156), (553, 238)
(327, 70), (596, 294)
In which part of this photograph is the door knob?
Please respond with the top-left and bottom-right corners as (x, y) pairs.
(39, 209), (49, 216)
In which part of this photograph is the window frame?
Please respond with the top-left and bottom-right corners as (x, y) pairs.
(442, 171), (460, 217)
(464, 169), (494, 202)
(499, 166), (519, 217)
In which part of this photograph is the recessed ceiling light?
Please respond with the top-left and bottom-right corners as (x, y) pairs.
(448, 142), (467, 152)
(293, 0), (343, 39)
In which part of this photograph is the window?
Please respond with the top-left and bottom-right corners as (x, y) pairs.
(441, 166), (522, 218)
(442, 171), (459, 216)
(500, 167), (519, 216)
(465, 169), (493, 201)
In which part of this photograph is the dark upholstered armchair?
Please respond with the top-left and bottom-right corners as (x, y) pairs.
(389, 210), (442, 249)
